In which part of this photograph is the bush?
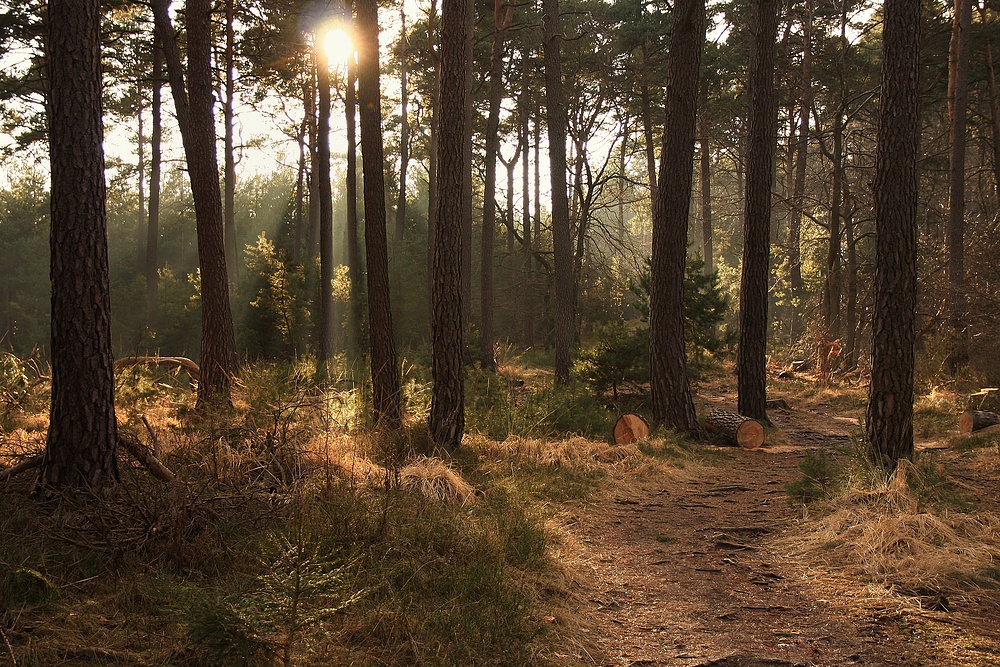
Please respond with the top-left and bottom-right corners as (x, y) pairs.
(579, 254), (731, 397)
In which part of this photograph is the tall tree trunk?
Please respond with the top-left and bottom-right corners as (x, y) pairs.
(429, 0), (471, 449)
(981, 4), (1000, 206)
(345, 38), (363, 360)
(821, 110), (843, 340)
(461, 0), (474, 323)
(306, 71), (320, 261)
(293, 84), (308, 262)
(542, 0), (574, 386)
(788, 0), (810, 333)
(357, 0), (402, 429)
(223, 0), (237, 281)
(521, 58), (534, 347)
(395, 9), (410, 247)
(426, 0), (440, 307)
(41, 0), (119, 491)
(737, 0), (778, 422)
(866, 0), (920, 469)
(146, 38), (163, 333)
(649, 0), (705, 437)
(699, 78), (713, 274)
(843, 178), (858, 368)
(153, 0), (237, 408)
(316, 41), (335, 373)
(480, 0), (513, 372)
(136, 73), (146, 262)
(946, 0), (973, 373)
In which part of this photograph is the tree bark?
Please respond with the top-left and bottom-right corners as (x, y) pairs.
(946, 0), (973, 373)
(649, 0), (705, 438)
(153, 0), (237, 409)
(787, 0), (810, 333)
(699, 78), (713, 275)
(41, 0), (119, 491)
(223, 0), (237, 282)
(737, 0), (778, 422)
(395, 9), (410, 248)
(357, 0), (402, 429)
(542, 0), (574, 386)
(736, 0), (778, 420)
(316, 41), (335, 373)
(821, 109), (843, 340)
(521, 53), (534, 347)
(865, 0), (920, 469)
(426, 0), (440, 309)
(429, 0), (471, 449)
(479, 0), (513, 373)
(146, 37), (163, 333)
(345, 32), (363, 360)
(461, 0), (474, 323)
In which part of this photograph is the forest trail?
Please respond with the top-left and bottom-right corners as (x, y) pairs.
(562, 400), (1000, 667)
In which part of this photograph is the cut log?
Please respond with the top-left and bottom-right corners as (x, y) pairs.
(704, 409), (765, 449)
(959, 410), (1000, 434)
(114, 356), (200, 381)
(614, 413), (650, 445)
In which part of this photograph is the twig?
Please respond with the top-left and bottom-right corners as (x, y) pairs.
(140, 415), (160, 459)
(119, 433), (178, 484)
(0, 624), (16, 666)
(0, 455), (43, 483)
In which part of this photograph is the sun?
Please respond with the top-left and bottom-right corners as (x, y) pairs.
(322, 27), (354, 66)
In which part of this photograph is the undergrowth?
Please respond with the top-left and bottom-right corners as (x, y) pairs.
(0, 357), (699, 666)
(783, 431), (995, 605)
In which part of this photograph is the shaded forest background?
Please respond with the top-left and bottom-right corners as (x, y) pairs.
(1, 0), (998, 390)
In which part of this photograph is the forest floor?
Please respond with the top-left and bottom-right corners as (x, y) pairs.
(553, 385), (1000, 667)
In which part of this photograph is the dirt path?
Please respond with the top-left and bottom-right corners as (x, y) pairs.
(563, 405), (998, 667)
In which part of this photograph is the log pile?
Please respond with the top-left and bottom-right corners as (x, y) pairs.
(704, 409), (765, 450)
(959, 410), (1000, 434)
(613, 413), (650, 445)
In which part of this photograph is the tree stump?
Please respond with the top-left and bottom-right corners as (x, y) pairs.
(704, 409), (765, 449)
(959, 410), (1000, 434)
(613, 413), (650, 445)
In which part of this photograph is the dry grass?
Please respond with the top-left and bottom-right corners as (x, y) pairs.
(399, 457), (476, 504)
(783, 460), (1000, 594)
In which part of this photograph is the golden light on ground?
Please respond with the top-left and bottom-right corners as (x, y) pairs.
(323, 27), (354, 66)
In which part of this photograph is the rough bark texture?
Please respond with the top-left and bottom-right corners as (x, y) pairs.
(153, 0), (237, 409)
(357, 0), (402, 429)
(649, 0), (704, 437)
(959, 410), (1000, 434)
(42, 0), (119, 490)
(429, 0), (470, 450)
(317, 44), (335, 372)
(865, 0), (920, 469)
(542, 0), (574, 386)
(946, 0), (972, 373)
(737, 0), (778, 422)
(704, 410), (765, 449)
(146, 38), (163, 332)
